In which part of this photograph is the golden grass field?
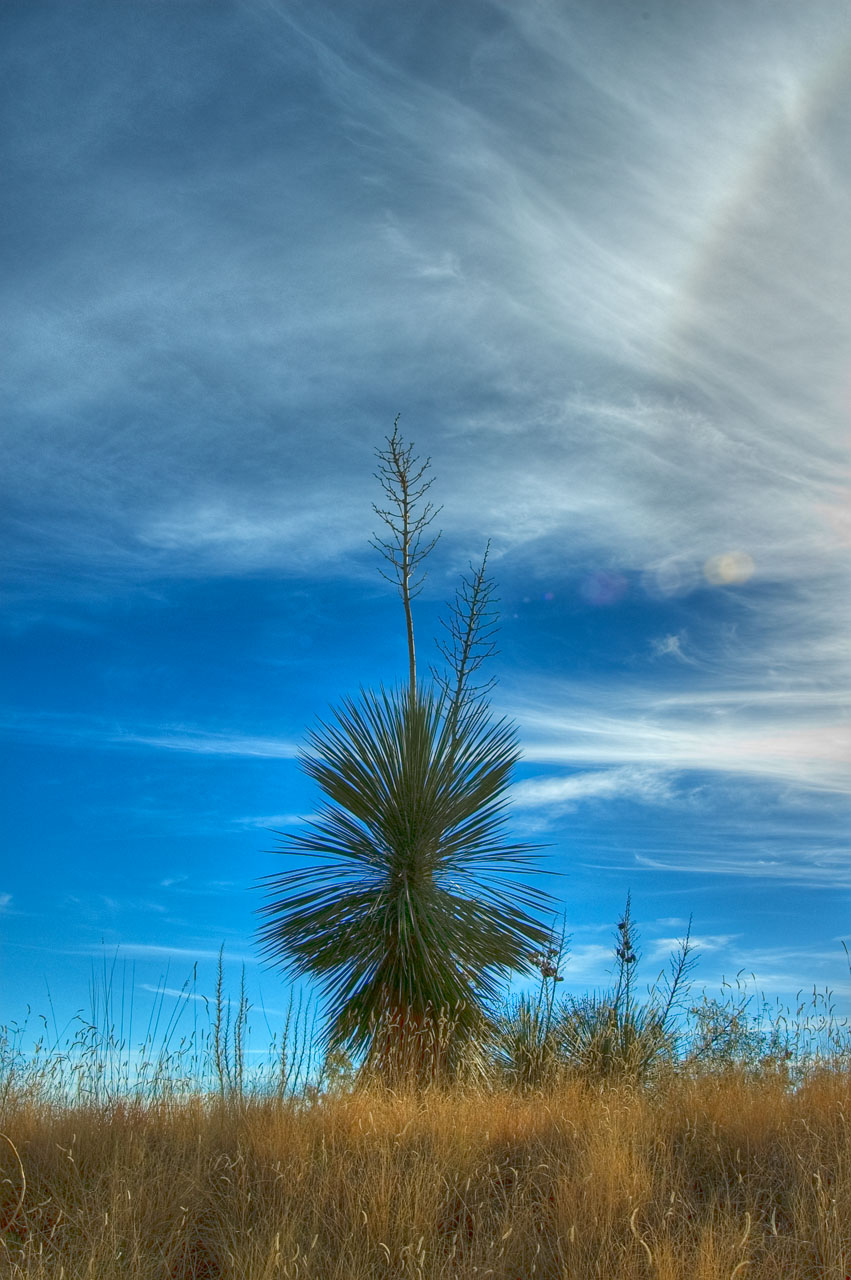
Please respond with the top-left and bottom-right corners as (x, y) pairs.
(2, 1065), (851, 1279)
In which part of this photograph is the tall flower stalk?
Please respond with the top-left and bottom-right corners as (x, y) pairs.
(370, 418), (440, 699)
(257, 423), (552, 1083)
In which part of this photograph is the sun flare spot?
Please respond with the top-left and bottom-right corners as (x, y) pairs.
(703, 550), (755, 586)
(580, 570), (628, 606)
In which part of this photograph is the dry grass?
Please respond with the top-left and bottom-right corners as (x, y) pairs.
(2, 1068), (851, 1279)
(2, 943), (848, 1277)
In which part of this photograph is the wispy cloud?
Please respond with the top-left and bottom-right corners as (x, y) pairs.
(647, 933), (739, 961)
(553, 943), (615, 986)
(122, 729), (297, 758)
(159, 878), (243, 897)
(232, 813), (310, 830)
(634, 848), (851, 890)
(512, 766), (674, 816)
(512, 679), (851, 795)
(689, 942), (851, 1001)
(554, 935), (849, 1004)
(138, 984), (211, 1003)
(0, 711), (297, 759)
(77, 943), (259, 965)
(651, 632), (696, 664)
(4, 0), (850, 603)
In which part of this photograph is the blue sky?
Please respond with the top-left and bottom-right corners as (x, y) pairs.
(2, 0), (850, 1057)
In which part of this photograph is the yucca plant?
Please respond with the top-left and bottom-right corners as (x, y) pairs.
(490, 924), (568, 1091)
(257, 423), (552, 1083)
(257, 686), (551, 1083)
(557, 896), (694, 1082)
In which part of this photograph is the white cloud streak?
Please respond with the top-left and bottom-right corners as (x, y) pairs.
(0, 711), (297, 759)
(233, 813), (310, 830)
(634, 850), (851, 890)
(77, 943), (258, 965)
(512, 766), (675, 814)
(511, 679), (850, 795)
(3, 0), (849, 594)
(121, 730), (297, 759)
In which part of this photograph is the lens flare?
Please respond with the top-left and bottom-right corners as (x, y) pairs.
(703, 550), (755, 586)
(641, 557), (700, 599)
(580, 570), (628, 606)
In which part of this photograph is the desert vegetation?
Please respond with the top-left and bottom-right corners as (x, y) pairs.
(2, 958), (851, 1279)
(256, 423), (555, 1086)
(4, 426), (848, 1278)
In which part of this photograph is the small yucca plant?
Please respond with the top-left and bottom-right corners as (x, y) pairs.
(490, 992), (564, 1091)
(558, 993), (676, 1081)
(557, 896), (694, 1082)
(490, 926), (568, 1090)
